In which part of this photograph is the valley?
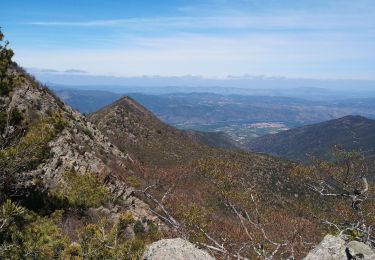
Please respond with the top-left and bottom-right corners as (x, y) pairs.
(54, 88), (375, 144)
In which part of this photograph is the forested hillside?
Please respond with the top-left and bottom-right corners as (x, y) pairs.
(246, 115), (375, 163)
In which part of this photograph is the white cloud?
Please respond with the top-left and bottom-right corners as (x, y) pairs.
(18, 0), (375, 79)
(14, 31), (375, 79)
(26, 12), (375, 32)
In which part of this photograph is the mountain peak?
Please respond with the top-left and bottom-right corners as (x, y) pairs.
(111, 95), (156, 118)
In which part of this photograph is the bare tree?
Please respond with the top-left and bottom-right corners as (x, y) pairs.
(304, 146), (374, 247)
(131, 159), (308, 259)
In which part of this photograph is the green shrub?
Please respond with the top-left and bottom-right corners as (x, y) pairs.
(118, 211), (135, 230)
(63, 242), (82, 259)
(0, 115), (67, 198)
(0, 29), (18, 96)
(147, 222), (161, 240)
(78, 218), (146, 259)
(0, 112), (6, 134)
(126, 175), (141, 188)
(54, 171), (110, 211)
(0, 200), (68, 259)
(83, 127), (94, 139)
(134, 220), (145, 236)
(9, 107), (23, 125)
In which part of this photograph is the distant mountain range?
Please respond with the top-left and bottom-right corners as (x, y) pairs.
(30, 68), (375, 100)
(246, 115), (375, 163)
(53, 88), (122, 114)
(53, 88), (375, 143)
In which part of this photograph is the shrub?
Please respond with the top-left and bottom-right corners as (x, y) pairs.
(0, 115), (67, 198)
(147, 223), (161, 240)
(134, 220), (145, 236)
(0, 200), (68, 259)
(63, 242), (82, 259)
(0, 112), (6, 135)
(118, 211), (135, 230)
(78, 218), (146, 259)
(0, 28), (19, 96)
(126, 175), (141, 188)
(54, 171), (110, 211)
(83, 127), (94, 139)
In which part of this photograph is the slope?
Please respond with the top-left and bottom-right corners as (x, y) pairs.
(88, 95), (339, 258)
(0, 33), (166, 258)
(88, 96), (239, 166)
(246, 115), (375, 162)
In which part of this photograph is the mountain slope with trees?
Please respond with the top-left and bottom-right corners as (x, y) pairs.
(246, 115), (375, 163)
(88, 96), (239, 166)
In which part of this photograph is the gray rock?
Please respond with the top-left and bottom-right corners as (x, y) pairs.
(347, 241), (375, 259)
(304, 235), (347, 260)
(304, 235), (375, 260)
(143, 238), (214, 260)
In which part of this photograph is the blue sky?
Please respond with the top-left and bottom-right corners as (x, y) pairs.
(1, 0), (375, 79)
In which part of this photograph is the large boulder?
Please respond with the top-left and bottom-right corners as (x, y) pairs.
(304, 235), (375, 260)
(143, 238), (214, 260)
(347, 240), (375, 259)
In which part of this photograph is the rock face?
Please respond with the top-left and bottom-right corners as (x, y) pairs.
(2, 66), (165, 235)
(304, 235), (375, 260)
(346, 241), (375, 260)
(143, 238), (214, 260)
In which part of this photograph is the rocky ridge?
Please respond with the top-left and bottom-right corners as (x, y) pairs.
(2, 66), (166, 237)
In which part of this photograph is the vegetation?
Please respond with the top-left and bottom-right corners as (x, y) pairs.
(90, 95), (327, 258)
(0, 29), (160, 259)
(88, 97), (229, 167)
(0, 198), (157, 259)
(292, 147), (375, 247)
(54, 171), (110, 211)
(247, 115), (375, 165)
(0, 200), (69, 259)
(0, 28), (14, 96)
(76, 216), (146, 259)
(0, 114), (67, 199)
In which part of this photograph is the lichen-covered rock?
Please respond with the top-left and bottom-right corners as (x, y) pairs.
(304, 235), (375, 260)
(347, 240), (375, 259)
(143, 238), (214, 260)
(304, 235), (346, 260)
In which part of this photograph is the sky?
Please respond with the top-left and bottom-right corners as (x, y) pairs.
(1, 0), (375, 80)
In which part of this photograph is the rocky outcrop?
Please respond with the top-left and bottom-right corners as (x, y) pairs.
(304, 235), (375, 260)
(3, 66), (166, 236)
(143, 238), (214, 260)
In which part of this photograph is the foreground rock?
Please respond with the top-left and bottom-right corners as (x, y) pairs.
(304, 235), (375, 260)
(143, 238), (214, 260)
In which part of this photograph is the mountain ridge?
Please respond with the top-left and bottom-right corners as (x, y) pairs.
(246, 115), (375, 163)
(88, 95), (240, 167)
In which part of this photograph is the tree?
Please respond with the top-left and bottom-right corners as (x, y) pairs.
(0, 27), (16, 96)
(294, 146), (374, 247)
(0, 28), (25, 146)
